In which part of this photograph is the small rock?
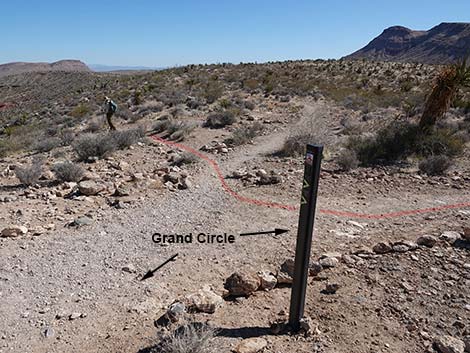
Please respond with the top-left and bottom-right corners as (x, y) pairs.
(373, 242), (392, 254)
(462, 228), (470, 242)
(163, 173), (179, 184)
(277, 258), (294, 284)
(463, 336), (469, 352)
(392, 244), (410, 253)
(122, 264), (136, 273)
(319, 256), (339, 268)
(224, 271), (260, 296)
(235, 337), (268, 353)
(417, 235), (438, 247)
(257, 271), (277, 291)
(309, 261), (323, 276)
(43, 327), (54, 338)
(441, 231), (461, 244)
(70, 216), (93, 227)
(179, 177), (192, 190)
(434, 335), (465, 353)
(69, 313), (81, 321)
(322, 282), (340, 294)
(184, 288), (223, 314)
(78, 180), (105, 196)
(1, 225), (28, 237)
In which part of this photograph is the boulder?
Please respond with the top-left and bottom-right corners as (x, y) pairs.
(235, 338), (268, 353)
(462, 228), (470, 242)
(224, 271), (260, 296)
(434, 335), (465, 353)
(1, 225), (28, 237)
(78, 180), (105, 196)
(417, 235), (438, 247)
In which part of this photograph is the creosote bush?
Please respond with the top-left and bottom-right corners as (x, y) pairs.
(52, 162), (85, 182)
(225, 122), (263, 146)
(347, 121), (465, 166)
(72, 127), (144, 161)
(280, 131), (323, 157)
(204, 111), (237, 129)
(419, 155), (452, 175)
(336, 149), (359, 171)
(15, 160), (43, 186)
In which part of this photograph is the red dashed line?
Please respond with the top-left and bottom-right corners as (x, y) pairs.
(151, 136), (470, 219)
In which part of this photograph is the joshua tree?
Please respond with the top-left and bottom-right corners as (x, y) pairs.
(419, 58), (470, 131)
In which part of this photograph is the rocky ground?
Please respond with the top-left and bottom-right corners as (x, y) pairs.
(0, 64), (469, 353)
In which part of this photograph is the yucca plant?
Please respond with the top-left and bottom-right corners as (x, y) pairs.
(419, 58), (470, 131)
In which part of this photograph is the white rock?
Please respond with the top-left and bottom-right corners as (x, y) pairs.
(235, 338), (268, 353)
(434, 335), (465, 353)
(257, 271), (277, 291)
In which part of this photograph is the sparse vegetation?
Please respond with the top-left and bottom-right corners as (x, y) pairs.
(337, 149), (359, 171)
(419, 155), (452, 175)
(52, 161), (85, 182)
(204, 111), (236, 129)
(15, 160), (43, 186)
(153, 323), (219, 353)
(171, 152), (198, 166)
(225, 122), (263, 146)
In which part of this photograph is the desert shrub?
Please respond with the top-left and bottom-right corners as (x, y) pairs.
(204, 111), (236, 128)
(419, 155), (452, 175)
(152, 118), (171, 133)
(225, 122), (263, 146)
(110, 127), (145, 149)
(52, 162), (85, 182)
(414, 128), (465, 157)
(348, 122), (465, 165)
(348, 122), (419, 165)
(72, 133), (117, 161)
(58, 129), (75, 146)
(115, 107), (134, 121)
(203, 82), (224, 104)
(280, 131), (323, 157)
(33, 137), (62, 153)
(337, 149), (359, 171)
(70, 104), (90, 118)
(137, 101), (164, 117)
(171, 152), (198, 166)
(15, 160), (43, 186)
(243, 100), (255, 110)
(85, 118), (103, 133)
(153, 323), (218, 353)
(166, 121), (196, 141)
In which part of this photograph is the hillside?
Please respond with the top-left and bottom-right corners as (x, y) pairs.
(0, 59), (90, 78)
(345, 22), (470, 64)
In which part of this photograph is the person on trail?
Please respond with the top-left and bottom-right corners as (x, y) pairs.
(104, 96), (117, 131)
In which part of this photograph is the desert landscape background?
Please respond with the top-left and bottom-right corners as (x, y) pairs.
(0, 21), (469, 353)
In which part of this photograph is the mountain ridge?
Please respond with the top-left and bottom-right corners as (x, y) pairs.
(0, 60), (90, 78)
(345, 22), (470, 64)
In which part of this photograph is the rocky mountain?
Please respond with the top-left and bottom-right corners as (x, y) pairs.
(0, 59), (90, 78)
(345, 22), (470, 64)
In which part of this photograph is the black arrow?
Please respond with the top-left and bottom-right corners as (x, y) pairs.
(239, 228), (289, 237)
(141, 253), (178, 281)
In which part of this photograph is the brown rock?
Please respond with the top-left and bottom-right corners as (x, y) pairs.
(417, 235), (438, 247)
(224, 271), (260, 296)
(434, 335), (465, 353)
(373, 242), (392, 254)
(78, 180), (105, 196)
(1, 225), (28, 237)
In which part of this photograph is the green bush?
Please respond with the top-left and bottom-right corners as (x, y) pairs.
(348, 122), (465, 165)
(72, 133), (117, 161)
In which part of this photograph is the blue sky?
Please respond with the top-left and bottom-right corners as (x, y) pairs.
(2, 0), (469, 67)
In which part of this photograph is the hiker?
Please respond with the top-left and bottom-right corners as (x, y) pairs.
(104, 96), (117, 131)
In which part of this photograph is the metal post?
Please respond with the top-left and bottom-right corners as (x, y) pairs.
(289, 144), (323, 332)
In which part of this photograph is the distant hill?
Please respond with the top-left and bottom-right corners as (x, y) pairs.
(89, 64), (162, 72)
(345, 22), (470, 64)
(0, 60), (90, 78)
